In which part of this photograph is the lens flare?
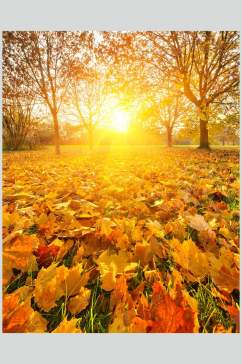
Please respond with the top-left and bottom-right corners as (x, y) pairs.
(110, 110), (130, 132)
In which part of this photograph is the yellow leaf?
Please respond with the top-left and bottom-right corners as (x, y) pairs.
(68, 287), (91, 314)
(219, 227), (231, 240)
(96, 250), (137, 291)
(172, 239), (209, 280)
(27, 310), (48, 333)
(3, 289), (47, 333)
(146, 219), (165, 239)
(135, 240), (152, 265)
(101, 270), (117, 291)
(62, 265), (84, 297)
(52, 318), (81, 333)
(97, 250), (137, 275)
(50, 238), (74, 260)
(108, 304), (128, 333)
(4, 192), (36, 202)
(3, 235), (39, 285)
(33, 264), (68, 311)
(2, 211), (21, 228)
(98, 217), (116, 236)
(209, 247), (239, 292)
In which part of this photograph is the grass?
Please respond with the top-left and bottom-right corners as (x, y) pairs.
(128, 262), (144, 290)
(62, 245), (78, 268)
(78, 278), (112, 333)
(186, 226), (198, 241)
(6, 272), (29, 294)
(3, 145), (239, 333)
(227, 191), (240, 211)
(25, 224), (39, 235)
(32, 297), (67, 332)
(6, 270), (38, 294)
(3, 144), (239, 157)
(187, 278), (232, 333)
(156, 256), (174, 275)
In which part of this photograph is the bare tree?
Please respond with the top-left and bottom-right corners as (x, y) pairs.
(67, 66), (107, 149)
(148, 80), (190, 147)
(3, 31), (82, 154)
(3, 96), (35, 150)
(143, 31), (239, 148)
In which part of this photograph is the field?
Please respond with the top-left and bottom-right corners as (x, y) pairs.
(2, 146), (240, 333)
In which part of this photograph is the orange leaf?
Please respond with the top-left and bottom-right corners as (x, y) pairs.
(149, 282), (198, 333)
(52, 318), (82, 333)
(68, 287), (91, 315)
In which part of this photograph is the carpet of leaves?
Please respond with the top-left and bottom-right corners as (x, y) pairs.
(2, 146), (240, 333)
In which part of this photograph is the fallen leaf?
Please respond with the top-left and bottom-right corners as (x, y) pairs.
(68, 287), (91, 315)
(52, 318), (81, 333)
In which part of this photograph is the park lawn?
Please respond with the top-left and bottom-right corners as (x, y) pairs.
(2, 146), (240, 333)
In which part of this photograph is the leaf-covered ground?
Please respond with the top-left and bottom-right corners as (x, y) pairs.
(2, 146), (240, 333)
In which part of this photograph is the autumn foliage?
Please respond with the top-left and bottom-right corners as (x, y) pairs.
(2, 146), (240, 333)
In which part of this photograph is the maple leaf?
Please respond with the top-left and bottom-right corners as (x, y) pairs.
(129, 317), (152, 333)
(209, 247), (240, 292)
(97, 217), (116, 237)
(150, 236), (167, 260)
(3, 288), (47, 333)
(171, 239), (209, 280)
(62, 265), (85, 297)
(186, 214), (210, 231)
(164, 221), (186, 241)
(96, 250), (138, 291)
(218, 227), (232, 240)
(2, 144), (240, 333)
(68, 287), (91, 315)
(135, 241), (153, 265)
(115, 232), (129, 250)
(34, 263), (85, 311)
(34, 244), (60, 268)
(26, 310), (49, 333)
(145, 219), (165, 239)
(227, 304), (240, 333)
(2, 210), (21, 229)
(101, 270), (117, 291)
(72, 245), (85, 265)
(52, 318), (82, 333)
(4, 192), (36, 203)
(110, 275), (129, 310)
(197, 228), (217, 254)
(136, 294), (151, 320)
(54, 239), (74, 260)
(33, 263), (67, 311)
(108, 304), (129, 333)
(3, 235), (39, 285)
(149, 282), (198, 333)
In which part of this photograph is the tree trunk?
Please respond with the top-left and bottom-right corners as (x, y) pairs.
(199, 119), (209, 149)
(167, 127), (172, 147)
(52, 111), (60, 155)
(88, 127), (93, 150)
(198, 105), (209, 149)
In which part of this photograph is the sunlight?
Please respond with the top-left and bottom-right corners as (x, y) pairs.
(110, 110), (130, 132)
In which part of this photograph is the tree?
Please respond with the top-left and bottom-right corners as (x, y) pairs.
(148, 81), (190, 147)
(3, 31), (81, 154)
(144, 31), (239, 148)
(68, 66), (107, 149)
(209, 95), (240, 145)
(3, 96), (35, 150)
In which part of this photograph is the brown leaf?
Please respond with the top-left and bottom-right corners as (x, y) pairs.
(186, 214), (210, 231)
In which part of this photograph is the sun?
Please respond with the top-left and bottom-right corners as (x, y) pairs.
(110, 110), (130, 133)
